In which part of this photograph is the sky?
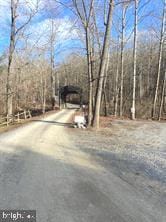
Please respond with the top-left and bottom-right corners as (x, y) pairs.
(0, 0), (81, 63)
(0, 0), (164, 64)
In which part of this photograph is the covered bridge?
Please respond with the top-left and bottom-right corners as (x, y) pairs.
(59, 85), (83, 108)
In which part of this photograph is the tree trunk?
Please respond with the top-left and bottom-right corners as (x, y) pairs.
(158, 70), (166, 121)
(131, 0), (138, 120)
(120, 5), (126, 117)
(41, 75), (46, 114)
(114, 38), (120, 117)
(147, 42), (153, 95)
(152, 0), (166, 119)
(50, 20), (56, 109)
(72, 0), (94, 126)
(103, 89), (108, 116)
(92, 0), (114, 129)
(139, 63), (143, 102)
(102, 52), (110, 117)
(85, 27), (93, 126)
(6, 0), (18, 115)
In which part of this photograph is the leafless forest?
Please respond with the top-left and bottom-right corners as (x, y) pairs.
(0, 0), (165, 128)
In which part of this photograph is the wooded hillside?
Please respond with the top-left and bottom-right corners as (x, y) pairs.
(0, 0), (165, 127)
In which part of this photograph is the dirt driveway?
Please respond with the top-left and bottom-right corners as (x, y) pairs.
(0, 109), (165, 222)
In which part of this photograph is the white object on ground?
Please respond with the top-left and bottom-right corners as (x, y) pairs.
(74, 115), (86, 128)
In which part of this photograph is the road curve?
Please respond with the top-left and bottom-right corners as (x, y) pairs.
(0, 109), (165, 222)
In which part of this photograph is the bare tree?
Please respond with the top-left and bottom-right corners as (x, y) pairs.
(131, 0), (138, 120)
(72, 0), (94, 125)
(114, 39), (120, 116)
(92, 0), (114, 129)
(41, 72), (47, 113)
(120, 2), (128, 117)
(6, 0), (19, 115)
(50, 20), (56, 109)
(0, 0), (165, 122)
(152, 0), (166, 119)
(6, 0), (38, 115)
(158, 70), (166, 121)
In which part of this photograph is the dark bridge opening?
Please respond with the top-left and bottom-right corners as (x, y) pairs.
(59, 85), (83, 108)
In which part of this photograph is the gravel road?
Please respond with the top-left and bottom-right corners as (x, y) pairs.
(0, 109), (165, 222)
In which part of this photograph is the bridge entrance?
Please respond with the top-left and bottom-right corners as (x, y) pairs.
(59, 85), (83, 108)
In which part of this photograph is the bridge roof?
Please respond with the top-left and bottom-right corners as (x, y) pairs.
(59, 85), (82, 97)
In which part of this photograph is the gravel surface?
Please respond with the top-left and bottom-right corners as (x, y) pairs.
(0, 110), (165, 222)
(68, 119), (166, 205)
